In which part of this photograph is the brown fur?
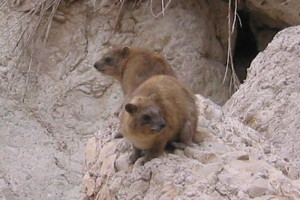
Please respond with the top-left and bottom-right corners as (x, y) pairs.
(94, 47), (176, 95)
(121, 75), (198, 163)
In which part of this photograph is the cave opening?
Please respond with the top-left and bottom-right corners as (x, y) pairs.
(233, 10), (259, 83)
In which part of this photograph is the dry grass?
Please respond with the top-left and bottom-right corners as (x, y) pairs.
(223, 0), (241, 94)
(87, 0), (171, 30)
(0, 1), (8, 10)
(1, 0), (63, 101)
(2, 0), (159, 101)
(2, 0), (239, 102)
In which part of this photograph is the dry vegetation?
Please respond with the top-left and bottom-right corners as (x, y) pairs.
(224, 0), (241, 93)
(1, 0), (65, 101)
(1, 0), (239, 100)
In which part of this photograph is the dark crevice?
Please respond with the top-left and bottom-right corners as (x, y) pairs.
(233, 10), (259, 83)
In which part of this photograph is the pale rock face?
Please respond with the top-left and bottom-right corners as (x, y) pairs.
(246, 0), (300, 26)
(89, 0), (232, 105)
(83, 94), (300, 199)
(0, 0), (231, 199)
(245, 0), (300, 51)
(82, 25), (300, 200)
(224, 25), (300, 177)
(1, 0), (300, 199)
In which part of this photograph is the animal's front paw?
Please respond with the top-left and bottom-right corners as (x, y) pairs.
(112, 131), (123, 139)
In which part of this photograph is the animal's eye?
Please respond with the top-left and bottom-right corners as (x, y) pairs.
(104, 57), (112, 63)
(142, 114), (151, 121)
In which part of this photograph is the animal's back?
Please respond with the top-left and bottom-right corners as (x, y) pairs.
(131, 75), (194, 116)
(130, 75), (197, 143)
(121, 75), (198, 163)
(121, 48), (176, 94)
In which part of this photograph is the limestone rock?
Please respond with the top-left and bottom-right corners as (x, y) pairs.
(1, 0), (300, 199)
(83, 95), (300, 199)
(89, 0), (232, 105)
(224, 25), (300, 178)
(82, 173), (96, 197)
(85, 137), (98, 166)
(246, 0), (300, 26)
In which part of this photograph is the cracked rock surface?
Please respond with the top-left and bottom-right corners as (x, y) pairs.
(83, 93), (300, 199)
(1, 0), (300, 199)
(0, 0), (232, 199)
(224, 25), (300, 179)
(83, 26), (300, 199)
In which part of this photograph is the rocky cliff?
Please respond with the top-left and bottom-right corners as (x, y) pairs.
(0, 0), (299, 199)
(82, 26), (300, 199)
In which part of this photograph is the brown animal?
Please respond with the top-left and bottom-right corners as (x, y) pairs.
(121, 75), (198, 164)
(93, 46), (176, 96)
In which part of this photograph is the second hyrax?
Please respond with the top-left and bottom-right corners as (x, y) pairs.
(93, 46), (176, 95)
(121, 75), (198, 164)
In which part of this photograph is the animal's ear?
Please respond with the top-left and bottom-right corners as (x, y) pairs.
(125, 103), (138, 113)
(121, 46), (129, 58)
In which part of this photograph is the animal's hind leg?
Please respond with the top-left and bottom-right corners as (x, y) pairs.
(178, 113), (197, 146)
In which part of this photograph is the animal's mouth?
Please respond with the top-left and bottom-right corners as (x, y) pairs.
(150, 128), (163, 133)
(97, 68), (105, 72)
(150, 120), (167, 133)
(150, 123), (166, 133)
(94, 62), (105, 71)
(95, 66), (107, 73)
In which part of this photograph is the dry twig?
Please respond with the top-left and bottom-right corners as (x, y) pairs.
(0, 0), (8, 10)
(114, 0), (127, 31)
(223, 0), (240, 94)
(150, 0), (172, 18)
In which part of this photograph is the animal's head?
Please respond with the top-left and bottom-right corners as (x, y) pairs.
(93, 47), (130, 78)
(124, 95), (166, 135)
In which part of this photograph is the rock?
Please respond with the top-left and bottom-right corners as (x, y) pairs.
(96, 185), (111, 200)
(85, 137), (98, 166)
(246, 0), (300, 26)
(198, 117), (211, 128)
(204, 104), (223, 120)
(116, 139), (131, 153)
(224, 25), (300, 172)
(217, 172), (235, 185)
(85, 23), (300, 200)
(1, 0), (300, 199)
(115, 153), (130, 172)
(247, 185), (268, 198)
(127, 181), (149, 199)
(184, 148), (219, 164)
(82, 173), (96, 197)
(98, 141), (117, 162)
(237, 154), (250, 161)
(121, 18), (136, 32)
(158, 184), (179, 200)
(248, 181), (269, 198)
(83, 93), (300, 199)
(108, 177), (122, 194)
(240, 137), (253, 147)
(194, 127), (211, 143)
(100, 154), (117, 177)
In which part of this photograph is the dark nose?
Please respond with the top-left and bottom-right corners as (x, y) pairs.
(151, 120), (166, 132)
(94, 63), (99, 69)
(159, 120), (166, 129)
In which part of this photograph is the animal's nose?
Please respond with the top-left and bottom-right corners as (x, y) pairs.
(159, 121), (166, 129)
(94, 63), (99, 69)
(151, 120), (166, 132)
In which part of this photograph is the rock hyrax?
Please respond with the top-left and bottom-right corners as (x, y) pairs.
(94, 46), (176, 95)
(121, 75), (198, 163)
